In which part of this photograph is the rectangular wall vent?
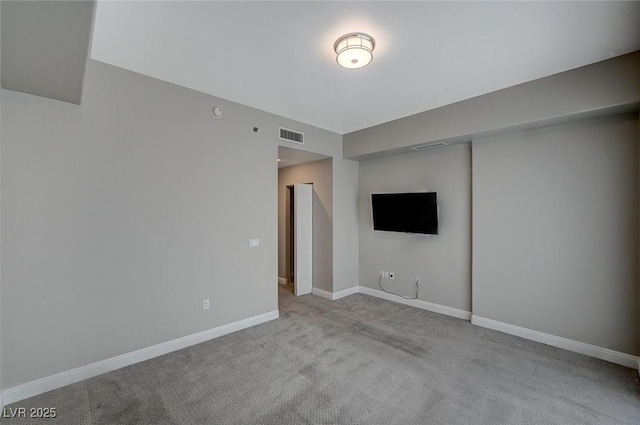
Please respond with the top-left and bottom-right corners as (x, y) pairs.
(279, 127), (304, 144)
(412, 142), (449, 151)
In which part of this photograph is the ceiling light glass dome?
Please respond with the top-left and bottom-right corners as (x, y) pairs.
(334, 33), (375, 69)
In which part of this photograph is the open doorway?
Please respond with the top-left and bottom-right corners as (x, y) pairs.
(277, 146), (333, 301)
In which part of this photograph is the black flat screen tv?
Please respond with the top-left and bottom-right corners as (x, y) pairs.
(371, 192), (438, 234)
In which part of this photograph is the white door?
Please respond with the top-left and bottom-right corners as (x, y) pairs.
(294, 184), (313, 296)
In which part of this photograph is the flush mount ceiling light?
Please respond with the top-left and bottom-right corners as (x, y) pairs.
(334, 33), (375, 69)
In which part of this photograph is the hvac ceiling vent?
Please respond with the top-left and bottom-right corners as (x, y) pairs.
(279, 127), (304, 144)
(412, 142), (449, 151)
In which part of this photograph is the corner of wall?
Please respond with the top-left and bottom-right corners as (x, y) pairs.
(332, 157), (359, 293)
(1, 0), (4, 403)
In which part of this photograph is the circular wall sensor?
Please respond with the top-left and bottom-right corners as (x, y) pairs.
(212, 107), (223, 118)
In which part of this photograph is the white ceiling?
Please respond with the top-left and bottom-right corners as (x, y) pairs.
(91, 1), (640, 135)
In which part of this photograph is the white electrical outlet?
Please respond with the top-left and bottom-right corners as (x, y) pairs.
(416, 277), (421, 285)
(389, 272), (395, 280)
(203, 299), (210, 310)
(384, 271), (390, 279)
(248, 238), (260, 248)
(380, 270), (384, 277)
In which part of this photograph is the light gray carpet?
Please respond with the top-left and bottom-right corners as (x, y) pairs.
(3, 285), (639, 424)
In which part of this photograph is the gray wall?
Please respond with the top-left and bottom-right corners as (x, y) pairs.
(359, 145), (471, 311)
(0, 1), (3, 403)
(343, 52), (639, 160)
(473, 114), (639, 355)
(1, 0), (96, 105)
(353, 52), (639, 358)
(0, 60), (353, 389)
(278, 159), (333, 292)
(332, 160), (359, 292)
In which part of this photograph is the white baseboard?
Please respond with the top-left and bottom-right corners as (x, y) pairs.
(312, 287), (334, 300)
(333, 286), (360, 300)
(2, 310), (280, 406)
(359, 286), (472, 321)
(471, 315), (639, 370)
(312, 286), (359, 301)
(278, 277), (288, 285)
